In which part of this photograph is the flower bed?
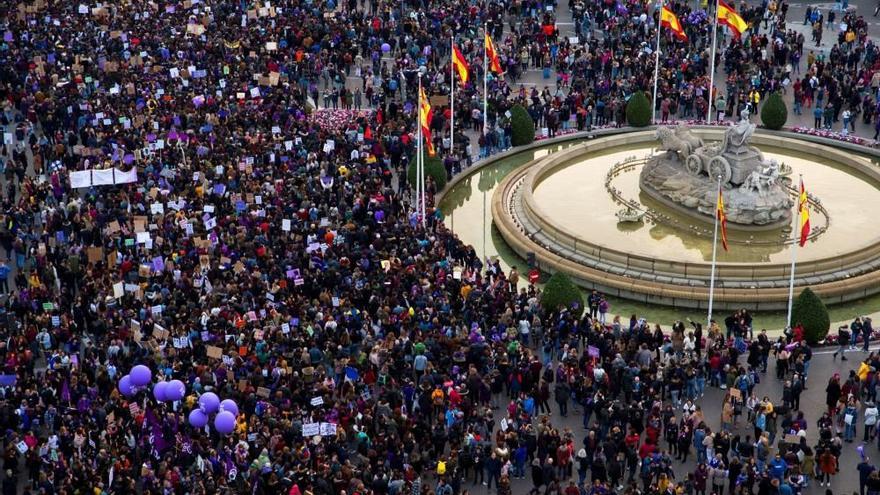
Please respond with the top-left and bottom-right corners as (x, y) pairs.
(787, 126), (872, 146)
(307, 109), (375, 133)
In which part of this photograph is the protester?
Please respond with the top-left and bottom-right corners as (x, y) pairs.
(0, 0), (879, 493)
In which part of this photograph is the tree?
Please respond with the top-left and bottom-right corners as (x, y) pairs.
(791, 287), (830, 344)
(626, 91), (652, 127)
(407, 152), (447, 190)
(540, 272), (585, 318)
(510, 104), (535, 146)
(760, 91), (788, 130)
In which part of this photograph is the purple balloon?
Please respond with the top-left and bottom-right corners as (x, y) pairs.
(188, 408), (208, 428)
(118, 375), (134, 396)
(381, 43), (391, 53)
(199, 392), (220, 414)
(214, 410), (236, 435)
(166, 380), (186, 401)
(130, 365), (152, 387)
(219, 399), (239, 417)
(153, 381), (168, 401)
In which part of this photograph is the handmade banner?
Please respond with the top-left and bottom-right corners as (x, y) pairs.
(69, 168), (139, 188)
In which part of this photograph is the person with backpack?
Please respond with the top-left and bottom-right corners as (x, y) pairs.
(818, 448), (837, 487)
(555, 380), (571, 417)
(833, 326), (851, 361)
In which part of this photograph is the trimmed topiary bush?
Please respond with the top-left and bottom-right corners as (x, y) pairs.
(760, 91), (788, 130)
(407, 152), (447, 190)
(540, 272), (585, 318)
(626, 91), (652, 127)
(510, 104), (535, 146)
(791, 287), (830, 344)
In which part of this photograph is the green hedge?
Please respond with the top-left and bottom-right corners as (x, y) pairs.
(626, 91), (652, 127)
(510, 104), (535, 146)
(540, 272), (585, 318)
(407, 152), (447, 190)
(760, 91), (788, 130)
(791, 287), (830, 344)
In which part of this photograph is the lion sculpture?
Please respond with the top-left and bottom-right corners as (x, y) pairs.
(656, 126), (704, 161)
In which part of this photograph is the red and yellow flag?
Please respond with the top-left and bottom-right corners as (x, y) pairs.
(485, 33), (502, 74)
(452, 45), (470, 84)
(717, 187), (729, 251)
(718, 0), (748, 38)
(419, 87), (435, 156)
(660, 7), (688, 41)
(798, 178), (810, 247)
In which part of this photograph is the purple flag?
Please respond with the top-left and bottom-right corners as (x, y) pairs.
(144, 408), (168, 457)
(225, 455), (238, 481)
(60, 379), (70, 402)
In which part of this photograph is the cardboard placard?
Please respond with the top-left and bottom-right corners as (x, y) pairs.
(186, 24), (205, 36)
(206, 346), (222, 359)
(87, 247), (103, 264)
(256, 386), (270, 398)
(430, 95), (450, 107)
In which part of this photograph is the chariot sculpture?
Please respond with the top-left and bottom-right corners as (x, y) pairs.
(641, 112), (794, 228)
(655, 112), (789, 186)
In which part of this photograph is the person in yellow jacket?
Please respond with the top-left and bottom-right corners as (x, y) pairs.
(749, 90), (761, 115)
(858, 360), (873, 381)
(235, 413), (248, 435)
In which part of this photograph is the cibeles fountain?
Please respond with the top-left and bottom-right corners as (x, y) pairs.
(640, 112), (794, 229)
(483, 119), (880, 310)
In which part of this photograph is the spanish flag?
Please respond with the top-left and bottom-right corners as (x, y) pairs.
(485, 33), (502, 74)
(717, 0), (749, 38)
(717, 187), (729, 251)
(419, 87), (435, 156)
(660, 7), (688, 41)
(798, 178), (810, 247)
(452, 45), (470, 84)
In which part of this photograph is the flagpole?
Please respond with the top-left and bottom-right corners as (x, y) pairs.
(483, 25), (488, 138)
(417, 75), (423, 227)
(420, 138), (426, 228)
(707, 0), (720, 123)
(785, 174), (803, 328)
(450, 35), (455, 160)
(707, 175), (722, 328)
(652, 0), (664, 124)
(418, 76), (426, 228)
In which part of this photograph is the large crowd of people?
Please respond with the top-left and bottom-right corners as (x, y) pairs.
(1, 0), (880, 493)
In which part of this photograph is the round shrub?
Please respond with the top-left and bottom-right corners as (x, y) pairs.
(626, 91), (652, 127)
(510, 104), (535, 146)
(791, 287), (830, 344)
(540, 272), (585, 318)
(407, 152), (447, 190)
(760, 91), (788, 130)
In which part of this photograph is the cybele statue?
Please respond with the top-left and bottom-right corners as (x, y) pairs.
(639, 115), (793, 229)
